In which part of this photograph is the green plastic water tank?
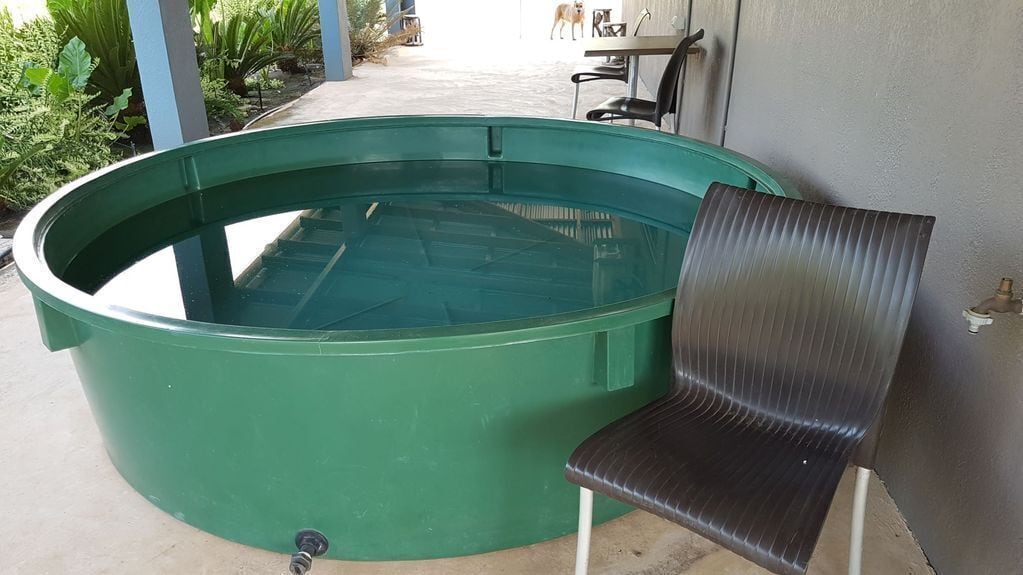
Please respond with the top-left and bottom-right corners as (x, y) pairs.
(14, 117), (795, 559)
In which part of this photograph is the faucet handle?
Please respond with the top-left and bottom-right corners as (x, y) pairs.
(963, 308), (994, 334)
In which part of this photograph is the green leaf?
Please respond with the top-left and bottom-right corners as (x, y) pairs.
(46, 74), (73, 102)
(103, 88), (132, 117)
(113, 115), (147, 132)
(57, 36), (93, 90)
(22, 66), (50, 88)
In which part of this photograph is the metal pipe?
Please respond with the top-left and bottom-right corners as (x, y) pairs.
(574, 487), (594, 575)
(719, 0), (742, 146)
(626, 54), (640, 126)
(971, 278), (1023, 314)
(672, 0), (696, 134)
(572, 82), (580, 119)
(848, 466), (870, 575)
(289, 529), (329, 575)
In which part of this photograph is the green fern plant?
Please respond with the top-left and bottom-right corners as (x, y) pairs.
(199, 59), (248, 128)
(0, 20), (140, 210)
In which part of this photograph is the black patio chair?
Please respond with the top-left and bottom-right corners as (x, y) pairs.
(590, 8), (612, 38)
(584, 29), (703, 129)
(569, 8), (651, 119)
(566, 184), (934, 575)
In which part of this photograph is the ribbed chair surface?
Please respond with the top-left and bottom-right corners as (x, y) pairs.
(566, 184), (934, 575)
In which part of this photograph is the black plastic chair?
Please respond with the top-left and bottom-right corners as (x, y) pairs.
(591, 8), (612, 38)
(566, 184), (934, 575)
(569, 9), (651, 119)
(584, 29), (703, 129)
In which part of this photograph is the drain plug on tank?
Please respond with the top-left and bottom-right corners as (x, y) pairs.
(289, 529), (329, 574)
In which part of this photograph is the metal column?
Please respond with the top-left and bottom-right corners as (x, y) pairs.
(126, 0), (233, 323)
(318, 0), (355, 80)
(125, 0), (207, 146)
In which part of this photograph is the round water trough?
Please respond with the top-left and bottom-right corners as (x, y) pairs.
(15, 117), (795, 559)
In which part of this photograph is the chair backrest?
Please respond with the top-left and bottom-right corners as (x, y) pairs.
(671, 184), (933, 449)
(633, 8), (651, 36)
(653, 29), (704, 120)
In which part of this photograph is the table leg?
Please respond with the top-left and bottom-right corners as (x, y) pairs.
(626, 54), (639, 126)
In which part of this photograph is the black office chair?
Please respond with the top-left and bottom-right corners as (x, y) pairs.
(584, 29), (703, 129)
(566, 184), (934, 575)
(569, 8), (651, 119)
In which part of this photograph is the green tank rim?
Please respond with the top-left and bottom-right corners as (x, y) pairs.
(14, 116), (797, 353)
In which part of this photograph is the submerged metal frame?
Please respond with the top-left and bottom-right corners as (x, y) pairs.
(125, 0), (353, 321)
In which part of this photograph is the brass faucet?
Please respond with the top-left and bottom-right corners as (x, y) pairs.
(963, 278), (1023, 333)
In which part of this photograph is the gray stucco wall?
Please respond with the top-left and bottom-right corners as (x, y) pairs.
(624, 1), (1023, 573)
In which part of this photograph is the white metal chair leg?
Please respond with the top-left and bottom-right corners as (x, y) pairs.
(574, 487), (593, 575)
(848, 466), (870, 575)
(571, 83), (580, 119)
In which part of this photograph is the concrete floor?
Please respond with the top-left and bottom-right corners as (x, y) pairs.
(251, 40), (651, 128)
(0, 40), (933, 575)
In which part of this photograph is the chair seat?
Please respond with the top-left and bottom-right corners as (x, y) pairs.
(585, 96), (657, 124)
(565, 390), (854, 575)
(571, 64), (627, 83)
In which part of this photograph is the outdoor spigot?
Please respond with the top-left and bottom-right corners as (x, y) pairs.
(289, 529), (329, 575)
(962, 308), (994, 334)
(963, 277), (1023, 334)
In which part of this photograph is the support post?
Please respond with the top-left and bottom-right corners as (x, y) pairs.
(386, 0), (402, 34)
(318, 0), (355, 80)
(125, 0), (208, 147)
(126, 0), (233, 322)
(848, 466), (871, 575)
(575, 487), (593, 575)
(171, 228), (237, 323)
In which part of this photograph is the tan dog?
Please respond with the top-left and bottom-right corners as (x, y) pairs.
(550, 2), (585, 41)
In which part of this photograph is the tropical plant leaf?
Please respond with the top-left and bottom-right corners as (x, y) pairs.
(190, 0), (218, 45)
(46, 73), (73, 101)
(57, 36), (92, 89)
(48, 0), (142, 109)
(0, 139), (53, 191)
(202, 12), (286, 95)
(113, 115), (146, 132)
(103, 87), (132, 117)
(271, 0), (320, 70)
(22, 66), (50, 88)
(1, 20), (123, 209)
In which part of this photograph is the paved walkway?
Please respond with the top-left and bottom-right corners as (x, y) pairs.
(0, 40), (932, 574)
(255, 41), (649, 127)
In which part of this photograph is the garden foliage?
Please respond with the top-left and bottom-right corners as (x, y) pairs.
(347, 0), (418, 65)
(4, 0), (411, 209)
(0, 12), (136, 209)
(47, 0), (141, 112)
